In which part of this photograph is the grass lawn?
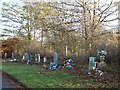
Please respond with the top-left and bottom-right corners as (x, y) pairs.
(2, 62), (119, 89)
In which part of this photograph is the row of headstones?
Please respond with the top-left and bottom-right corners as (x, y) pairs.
(2, 52), (17, 62)
(22, 52), (47, 64)
(3, 52), (14, 59)
(5, 52), (105, 77)
(22, 52), (73, 70)
(23, 52), (105, 74)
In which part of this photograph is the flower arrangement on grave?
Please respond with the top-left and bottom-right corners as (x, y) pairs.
(64, 59), (73, 69)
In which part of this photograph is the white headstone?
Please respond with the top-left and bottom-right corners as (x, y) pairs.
(88, 57), (96, 75)
(12, 52), (14, 59)
(22, 56), (25, 61)
(5, 53), (7, 58)
(44, 57), (47, 63)
(27, 60), (30, 64)
(35, 54), (37, 62)
(38, 54), (40, 63)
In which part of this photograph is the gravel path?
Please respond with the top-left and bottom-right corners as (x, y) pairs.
(0, 71), (26, 89)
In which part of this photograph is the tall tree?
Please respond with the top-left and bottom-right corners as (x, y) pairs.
(58, 0), (118, 59)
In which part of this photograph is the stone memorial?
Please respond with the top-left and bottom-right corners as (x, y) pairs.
(88, 56), (104, 77)
(22, 55), (24, 61)
(3, 53), (7, 62)
(44, 57), (47, 63)
(24, 52), (30, 64)
(49, 52), (58, 70)
(38, 54), (40, 63)
(42, 56), (47, 70)
(35, 54), (38, 63)
(88, 57), (96, 76)
(27, 60), (30, 64)
(11, 52), (17, 62)
(24, 52), (29, 61)
(53, 52), (58, 64)
(97, 49), (107, 72)
(12, 52), (14, 59)
(5, 53), (7, 58)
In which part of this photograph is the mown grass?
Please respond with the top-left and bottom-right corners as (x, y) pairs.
(2, 62), (119, 89)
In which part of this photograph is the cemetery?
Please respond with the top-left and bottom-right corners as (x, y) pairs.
(1, 50), (120, 89)
(1, 0), (120, 89)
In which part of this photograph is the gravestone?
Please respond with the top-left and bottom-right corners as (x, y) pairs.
(24, 52), (30, 64)
(22, 55), (25, 61)
(29, 53), (33, 64)
(88, 57), (96, 76)
(24, 52), (29, 61)
(44, 57), (47, 63)
(53, 52), (58, 64)
(12, 52), (14, 59)
(11, 52), (17, 62)
(38, 54), (40, 63)
(35, 54), (37, 63)
(49, 52), (58, 70)
(95, 61), (104, 77)
(5, 53), (7, 58)
(42, 56), (47, 70)
(3, 53), (7, 62)
(27, 59), (30, 64)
